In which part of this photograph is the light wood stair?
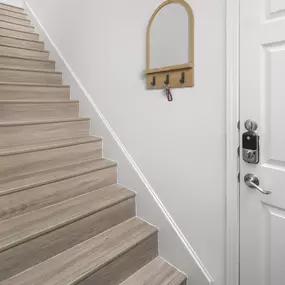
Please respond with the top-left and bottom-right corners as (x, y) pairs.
(0, 83), (70, 100)
(0, 56), (55, 70)
(0, 3), (187, 285)
(0, 44), (48, 59)
(0, 19), (34, 33)
(0, 35), (44, 50)
(0, 13), (31, 25)
(0, 27), (39, 40)
(0, 117), (90, 146)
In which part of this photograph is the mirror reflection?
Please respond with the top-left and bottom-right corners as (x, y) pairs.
(149, 3), (189, 69)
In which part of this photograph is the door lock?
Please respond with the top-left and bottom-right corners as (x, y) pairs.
(242, 120), (259, 164)
(244, 174), (272, 195)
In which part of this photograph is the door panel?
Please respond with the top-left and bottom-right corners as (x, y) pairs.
(240, 0), (285, 284)
(268, 0), (285, 17)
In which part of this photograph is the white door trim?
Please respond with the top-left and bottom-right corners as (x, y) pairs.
(226, 0), (240, 285)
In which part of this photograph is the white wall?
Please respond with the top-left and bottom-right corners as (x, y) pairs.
(24, 1), (226, 284)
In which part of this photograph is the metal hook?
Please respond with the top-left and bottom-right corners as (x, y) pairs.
(179, 72), (185, 84)
(164, 74), (169, 85)
(151, 76), (156, 86)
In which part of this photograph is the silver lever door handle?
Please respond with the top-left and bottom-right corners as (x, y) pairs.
(244, 174), (272, 195)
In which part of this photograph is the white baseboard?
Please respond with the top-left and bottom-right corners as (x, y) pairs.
(24, 1), (214, 284)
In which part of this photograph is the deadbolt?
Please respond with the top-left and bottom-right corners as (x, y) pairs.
(245, 119), (258, 132)
(242, 120), (259, 164)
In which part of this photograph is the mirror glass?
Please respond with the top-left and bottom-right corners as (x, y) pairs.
(149, 3), (189, 69)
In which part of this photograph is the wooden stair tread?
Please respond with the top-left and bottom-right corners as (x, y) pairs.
(0, 184), (135, 253)
(0, 82), (68, 87)
(0, 26), (37, 36)
(0, 67), (59, 74)
(0, 117), (89, 126)
(0, 217), (156, 285)
(0, 34), (42, 44)
(0, 136), (101, 156)
(0, 55), (54, 63)
(0, 19), (32, 28)
(0, 12), (27, 22)
(0, 44), (47, 53)
(120, 257), (187, 285)
(0, 99), (76, 103)
(0, 4), (25, 14)
(0, 12), (30, 22)
(0, 157), (116, 196)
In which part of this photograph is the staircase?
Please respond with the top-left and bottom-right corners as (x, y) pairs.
(0, 3), (187, 285)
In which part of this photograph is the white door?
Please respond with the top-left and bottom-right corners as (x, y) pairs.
(240, 0), (285, 284)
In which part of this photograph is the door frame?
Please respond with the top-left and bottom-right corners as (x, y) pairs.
(226, 0), (240, 285)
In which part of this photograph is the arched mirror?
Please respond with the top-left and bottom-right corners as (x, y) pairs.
(145, 0), (194, 89)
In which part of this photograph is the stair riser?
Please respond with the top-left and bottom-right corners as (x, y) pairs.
(0, 45), (48, 59)
(0, 4), (25, 14)
(0, 21), (34, 33)
(0, 167), (117, 221)
(0, 69), (60, 84)
(0, 27), (37, 41)
(80, 234), (158, 285)
(0, 85), (70, 100)
(0, 57), (55, 70)
(0, 140), (102, 179)
(0, 120), (90, 147)
(0, 36), (44, 50)
(0, 7), (27, 19)
(0, 14), (30, 26)
(0, 198), (135, 282)
(1, 102), (78, 122)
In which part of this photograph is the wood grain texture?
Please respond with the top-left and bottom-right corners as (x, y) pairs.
(81, 234), (158, 285)
(0, 83), (70, 100)
(0, 14), (30, 26)
(0, 100), (78, 121)
(0, 3), (25, 14)
(0, 35), (44, 50)
(0, 68), (60, 84)
(119, 257), (187, 285)
(0, 137), (102, 179)
(0, 20), (34, 33)
(0, 166), (117, 221)
(0, 45), (48, 59)
(0, 158), (116, 196)
(0, 185), (135, 253)
(0, 8), (187, 284)
(0, 197), (135, 282)
(0, 118), (90, 147)
(0, 8), (26, 20)
(0, 27), (38, 40)
(145, 63), (193, 74)
(0, 218), (157, 285)
(0, 56), (55, 70)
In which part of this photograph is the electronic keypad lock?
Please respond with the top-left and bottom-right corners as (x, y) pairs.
(242, 120), (260, 164)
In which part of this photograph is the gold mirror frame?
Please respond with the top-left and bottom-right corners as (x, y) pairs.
(145, 0), (194, 89)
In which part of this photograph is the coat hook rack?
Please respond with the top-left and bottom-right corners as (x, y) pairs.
(179, 72), (185, 84)
(144, 0), (194, 89)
